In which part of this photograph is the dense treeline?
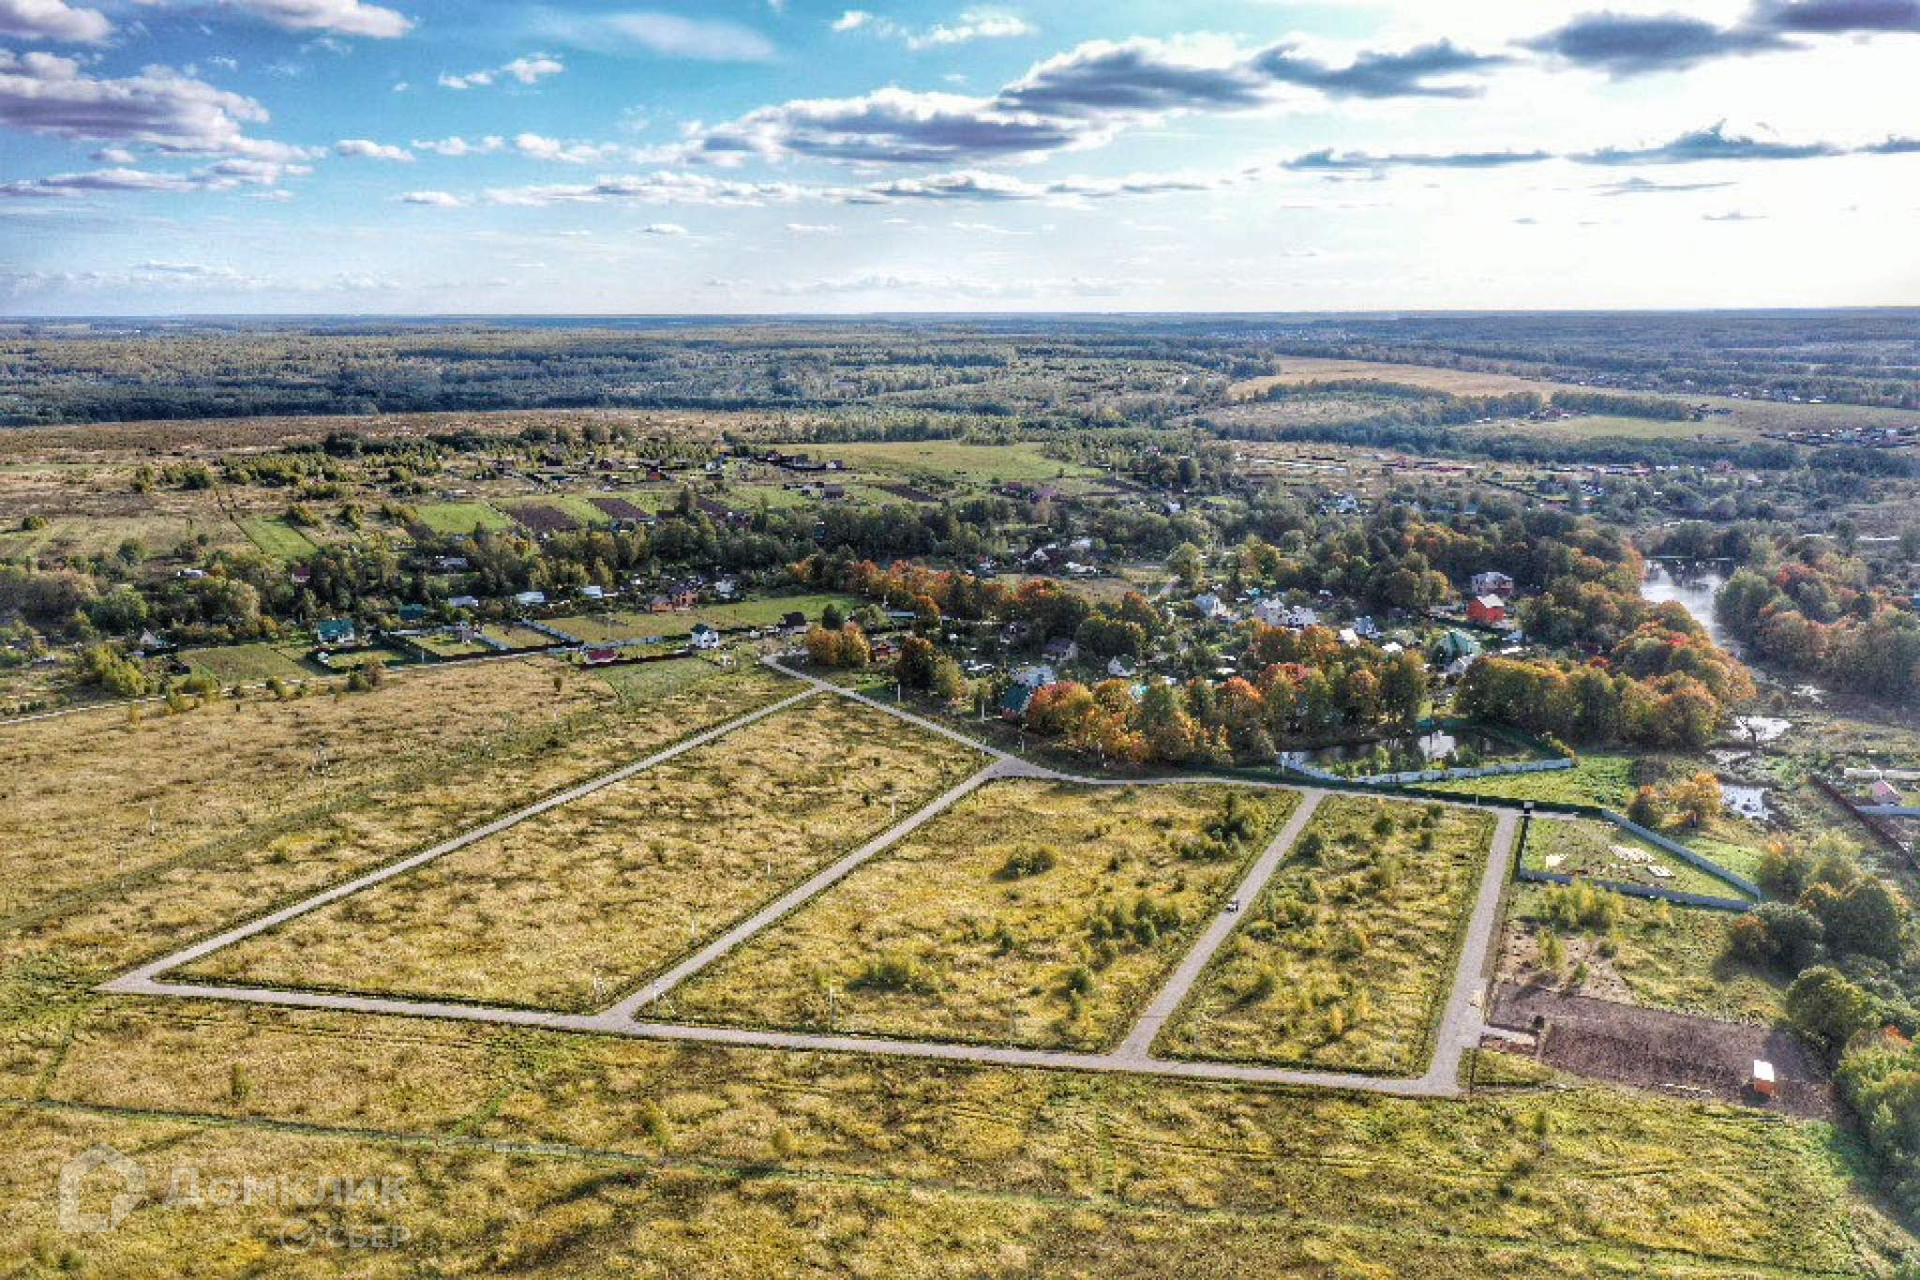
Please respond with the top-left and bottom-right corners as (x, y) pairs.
(1717, 544), (1920, 698)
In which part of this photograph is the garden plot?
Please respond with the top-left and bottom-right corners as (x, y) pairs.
(176, 698), (985, 1012)
(1521, 817), (1752, 899)
(666, 782), (1298, 1050)
(1157, 795), (1493, 1075)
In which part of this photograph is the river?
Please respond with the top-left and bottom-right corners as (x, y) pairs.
(1641, 561), (1735, 650)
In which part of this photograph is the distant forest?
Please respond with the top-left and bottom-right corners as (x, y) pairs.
(2, 311), (1919, 431)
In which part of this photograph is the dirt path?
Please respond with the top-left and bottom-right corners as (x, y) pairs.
(101, 659), (1528, 1100)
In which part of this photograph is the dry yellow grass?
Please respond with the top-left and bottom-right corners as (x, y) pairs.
(1158, 795), (1492, 1075)
(0, 659), (790, 1006)
(3, 997), (1907, 1276)
(667, 782), (1297, 1050)
(0, 658), (599, 919)
(178, 699), (986, 1011)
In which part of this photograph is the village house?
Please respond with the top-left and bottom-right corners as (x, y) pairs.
(315, 618), (358, 647)
(1193, 593), (1231, 621)
(690, 624), (722, 650)
(1042, 637), (1079, 664)
(1471, 571), (1516, 597)
(1467, 594), (1508, 626)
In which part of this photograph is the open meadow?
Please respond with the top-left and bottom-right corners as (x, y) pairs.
(1, 997), (1906, 1277)
(1157, 796), (1493, 1075)
(177, 698), (986, 1010)
(667, 782), (1297, 1050)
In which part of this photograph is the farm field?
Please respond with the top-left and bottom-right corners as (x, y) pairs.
(178, 698), (987, 1011)
(178, 641), (313, 684)
(3, 998), (1906, 1277)
(1229, 354), (1920, 441)
(1502, 883), (1787, 1023)
(0, 658), (790, 996)
(236, 515), (318, 560)
(668, 783), (1297, 1050)
(803, 441), (1097, 486)
(1156, 796), (1493, 1075)
(413, 501), (511, 535)
(1521, 817), (1753, 900)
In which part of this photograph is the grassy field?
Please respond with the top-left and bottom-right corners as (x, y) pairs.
(2, 997), (1907, 1276)
(237, 516), (319, 561)
(1229, 355), (1919, 440)
(1157, 796), (1494, 1075)
(414, 501), (511, 535)
(669, 782), (1297, 1050)
(0, 659), (793, 1011)
(179, 698), (987, 1011)
(803, 441), (1098, 486)
(1426, 754), (1635, 809)
(1521, 817), (1754, 900)
(179, 642), (313, 685)
(1502, 883), (1787, 1023)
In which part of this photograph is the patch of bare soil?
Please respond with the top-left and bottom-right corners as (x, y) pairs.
(1488, 982), (1836, 1122)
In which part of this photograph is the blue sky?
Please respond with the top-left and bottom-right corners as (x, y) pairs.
(1, 0), (1917, 313)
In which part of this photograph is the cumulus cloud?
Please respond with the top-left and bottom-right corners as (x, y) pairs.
(1750, 0), (1920, 32)
(1576, 121), (1842, 164)
(335, 137), (412, 161)
(676, 87), (1082, 166)
(0, 51), (309, 161)
(784, 220), (837, 232)
(832, 7), (1035, 50)
(439, 53), (565, 90)
(1524, 12), (1789, 76)
(412, 135), (504, 156)
(639, 221), (686, 234)
(512, 132), (627, 164)
(0, 155), (307, 198)
(149, 0), (412, 39)
(1252, 39), (1508, 98)
(0, 0), (111, 42)
(399, 189), (464, 206)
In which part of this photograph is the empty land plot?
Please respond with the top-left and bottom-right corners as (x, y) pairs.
(177, 698), (985, 1011)
(236, 516), (317, 560)
(804, 441), (1096, 485)
(1522, 817), (1752, 899)
(0, 659), (788, 993)
(11, 998), (1906, 1279)
(1502, 882), (1786, 1023)
(413, 501), (510, 535)
(668, 782), (1298, 1050)
(1157, 795), (1494, 1075)
(0, 658), (600, 921)
(179, 642), (312, 685)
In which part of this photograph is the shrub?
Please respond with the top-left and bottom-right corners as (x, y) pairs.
(996, 845), (1058, 880)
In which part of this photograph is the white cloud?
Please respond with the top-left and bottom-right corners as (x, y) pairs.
(399, 190), (465, 206)
(536, 11), (777, 62)
(412, 135), (505, 156)
(513, 132), (627, 164)
(0, 0), (112, 43)
(784, 221), (837, 233)
(640, 221), (686, 234)
(335, 137), (412, 161)
(908, 10), (1035, 50)
(485, 170), (814, 207)
(440, 53), (564, 91)
(831, 7), (1035, 50)
(146, 0), (412, 38)
(0, 51), (311, 161)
